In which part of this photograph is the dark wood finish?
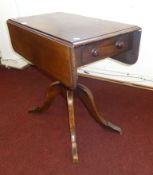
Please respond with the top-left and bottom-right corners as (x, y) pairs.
(29, 81), (121, 162)
(66, 90), (78, 163)
(77, 84), (122, 133)
(7, 12), (141, 163)
(9, 12), (140, 45)
(80, 33), (130, 65)
(29, 81), (79, 162)
(7, 21), (77, 89)
(7, 12), (141, 89)
(112, 30), (141, 64)
(29, 81), (62, 113)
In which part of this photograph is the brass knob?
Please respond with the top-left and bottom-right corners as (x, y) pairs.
(91, 48), (99, 57)
(115, 41), (124, 49)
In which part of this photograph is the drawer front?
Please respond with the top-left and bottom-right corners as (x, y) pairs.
(81, 33), (130, 65)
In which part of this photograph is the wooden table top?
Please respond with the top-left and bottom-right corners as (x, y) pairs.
(7, 12), (141, 88)
(11, 12), (140, 46)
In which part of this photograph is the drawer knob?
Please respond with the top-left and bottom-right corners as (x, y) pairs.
(91, 48), (99, 57)
(115, 41), (124, 49)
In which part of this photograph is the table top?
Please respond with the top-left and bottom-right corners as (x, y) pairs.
(11, 12), (140, 46)
(7, 12), (141, 88)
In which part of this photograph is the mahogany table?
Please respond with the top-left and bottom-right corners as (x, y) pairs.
(7, 12), (141, 163)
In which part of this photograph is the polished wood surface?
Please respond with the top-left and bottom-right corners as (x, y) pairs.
(66, 90), (78, 163)
(7, 21), (77, 88)
(7, 12), (141, 89)
(29, 81), (121, 162)
(77, 84), (122, 134)
(29, 81), (62, 113)
(7, 13), (141, 163)
(81, 33), (129, 65)
(29, 81), (79, 162)
(10, 12), (139, 45)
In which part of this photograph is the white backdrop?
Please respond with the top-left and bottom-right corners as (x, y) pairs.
(0, 0), (153, 85)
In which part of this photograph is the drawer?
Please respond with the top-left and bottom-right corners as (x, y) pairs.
(81, 33), (130, 65)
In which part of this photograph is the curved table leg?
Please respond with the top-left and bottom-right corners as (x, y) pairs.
(67, 90), (79, 163)
(77, 83), (122, 134)
(28, 81), (122, 163)
(29, 81), (62, 113)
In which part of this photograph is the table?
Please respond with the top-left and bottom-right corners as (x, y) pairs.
(7, 12), (141, 163)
